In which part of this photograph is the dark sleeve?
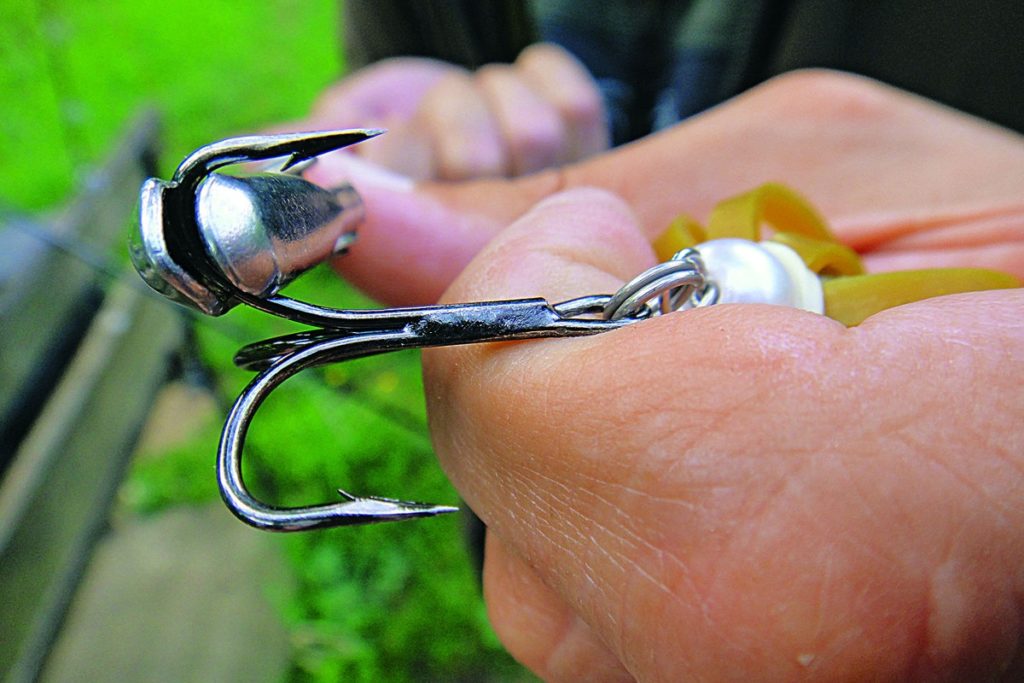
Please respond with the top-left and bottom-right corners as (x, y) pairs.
(342, 0), (537, 70)
(753, 0), (1024, 133)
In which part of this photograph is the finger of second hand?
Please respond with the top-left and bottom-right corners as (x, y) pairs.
(416, 71), (509, 180)
(477, 64), (568, 175)
(309, 58), (462, 125)
(358, 118), (436, 181)
(516, 43), (610, 161)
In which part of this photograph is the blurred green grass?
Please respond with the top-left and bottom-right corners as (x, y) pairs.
(1, 0), (343, 209)
(2, 1), (526, 680)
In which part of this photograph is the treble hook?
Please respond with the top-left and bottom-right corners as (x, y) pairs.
(131, 130), (713, 531)
(220, 297), (639, 531)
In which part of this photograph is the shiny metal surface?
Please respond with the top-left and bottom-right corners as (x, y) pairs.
(130, 129), (380, 315)
(220, 298), (636, 531)
(196, 173), (362, 297)
(131, 131), (820, 533)
(214, 255), (719, 531)
(132, 177), (229, 314)
(603, 249), (712, 320)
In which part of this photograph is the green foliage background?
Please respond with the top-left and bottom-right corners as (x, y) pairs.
(1, 1), (527, 680)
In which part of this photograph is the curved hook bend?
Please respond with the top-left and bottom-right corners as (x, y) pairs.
(216, 298), (631, 531)
(218, 329), (459, 531)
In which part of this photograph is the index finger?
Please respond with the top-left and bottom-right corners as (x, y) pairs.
(514, 43), (610, 161)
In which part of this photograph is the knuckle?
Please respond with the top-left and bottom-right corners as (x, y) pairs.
(516, 41), (572, 70)
(476, 62), (514, 84)
(517, 44), (605, 127)
(558, 84), (605, 128)
(756, 69), (899, 118)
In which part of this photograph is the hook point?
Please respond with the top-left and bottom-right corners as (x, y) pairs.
(336, 489), (459, 519)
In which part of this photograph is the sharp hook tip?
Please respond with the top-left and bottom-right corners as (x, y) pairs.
(336, 489), (458, 517)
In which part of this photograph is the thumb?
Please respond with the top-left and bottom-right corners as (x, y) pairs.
(423, 188), (1024, 680)
(424, 185), (658, 519)
(422, 188), (657, 678)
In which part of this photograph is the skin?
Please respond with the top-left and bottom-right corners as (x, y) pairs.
(299, 43), (609, 181)
(296, 68), (1024, 680)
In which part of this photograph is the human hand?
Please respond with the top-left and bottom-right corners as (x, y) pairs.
(421, 186), (1023, 681)
(307, 70), (1024, 680)
(298, 43), (608, 181)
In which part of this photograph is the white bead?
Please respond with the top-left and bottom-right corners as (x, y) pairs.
(696, 238), (824, 314)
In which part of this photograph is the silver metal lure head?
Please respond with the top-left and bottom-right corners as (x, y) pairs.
(130, 129), (382, 315)
(128, 131), (722, 533)
(194, 172), (363, 300)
